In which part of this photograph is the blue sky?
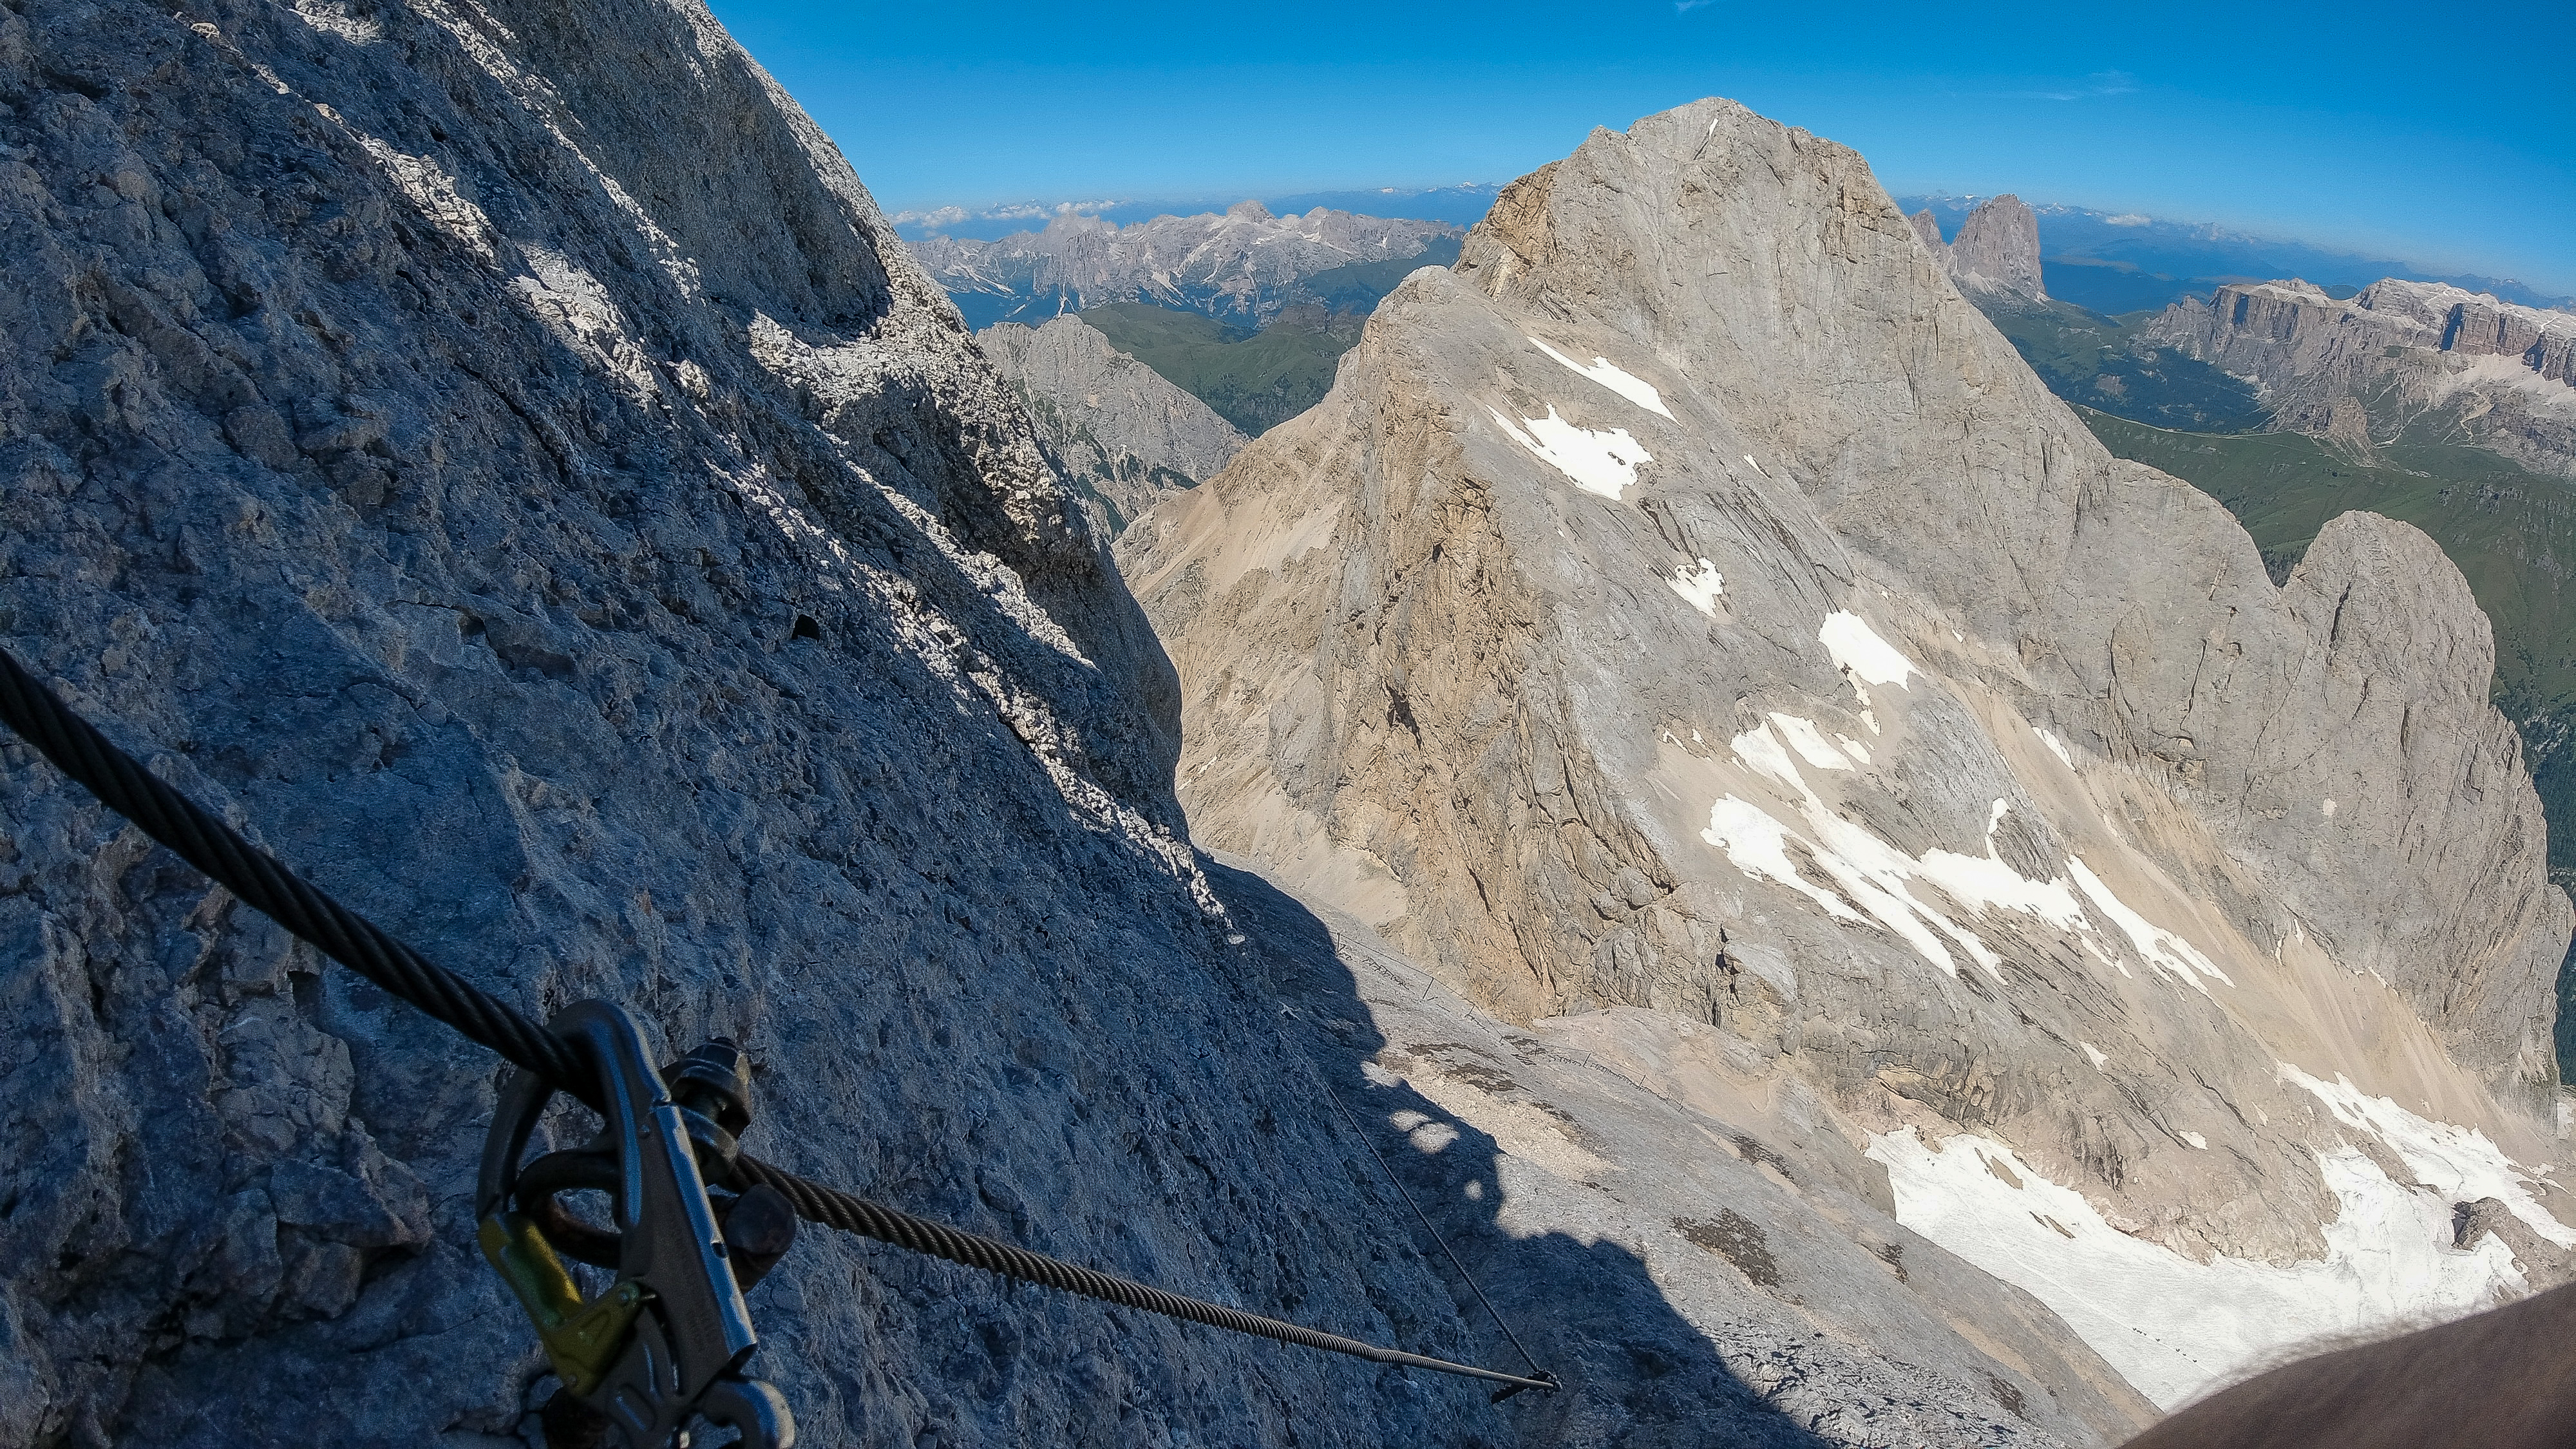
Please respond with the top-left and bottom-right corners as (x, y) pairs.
(705, 0), (2576, 294)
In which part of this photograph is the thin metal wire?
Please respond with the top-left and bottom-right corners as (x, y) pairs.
(1319, 1073), (1550, 1381)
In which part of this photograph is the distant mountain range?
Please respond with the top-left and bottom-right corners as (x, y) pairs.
(905, 184), (2566, 319)
(1899, 195), (2575, 316)
(911, 200), (1461, 328)
(892, 183), (1504, 242)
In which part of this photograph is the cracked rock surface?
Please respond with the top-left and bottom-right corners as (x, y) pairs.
(0, 0), (1541, 1443)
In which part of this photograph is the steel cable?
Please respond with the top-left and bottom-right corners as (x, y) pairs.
(0, 644), (1554, 1395)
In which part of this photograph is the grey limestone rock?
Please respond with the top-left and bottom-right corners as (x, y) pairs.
(2146, 278), (2576, 477)
(978, 316), (1246, 534)
(0, 0), (1564, 1444)
(1909, 194), (2044, 302)
(1214, 852), (2158, 1448)
(1124, 97), (2573, 1412)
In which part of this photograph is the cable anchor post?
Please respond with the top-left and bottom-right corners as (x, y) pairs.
(476, 1001), (799, 1448)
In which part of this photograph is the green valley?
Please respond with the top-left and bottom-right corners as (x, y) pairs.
(1079, 301), (1363, 437)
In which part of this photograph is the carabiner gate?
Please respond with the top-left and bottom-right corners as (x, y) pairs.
(477, 1001), (798, 1448)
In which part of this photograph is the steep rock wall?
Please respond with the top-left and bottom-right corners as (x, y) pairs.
(0, 1), (1522, 1444)
(2148, 279), (2576, 477)
(978, 315), (1245, 533)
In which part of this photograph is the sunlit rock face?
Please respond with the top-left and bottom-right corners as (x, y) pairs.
(979, 314), (1246, 533)
(1911, 194), (2045, 302)
(2148, 278), (2576, 478)
(1124, 96), (2575, 1411)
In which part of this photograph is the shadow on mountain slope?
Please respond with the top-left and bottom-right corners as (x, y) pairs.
(1204, 858), (1891, 1449)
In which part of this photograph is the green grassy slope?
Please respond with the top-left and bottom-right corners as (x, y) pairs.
(1080, 301), (1363, 437)
(1978, 297), (2268, 432)
(1285, 236), (1463, 313)
(1071, 243), (1458, 437)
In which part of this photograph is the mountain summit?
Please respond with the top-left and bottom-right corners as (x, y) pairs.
(1911, 194), (2046, 303)
(1124, 96), (2573, 1412)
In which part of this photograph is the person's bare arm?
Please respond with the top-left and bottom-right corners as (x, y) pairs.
(2121, 1282), (2576, 1449)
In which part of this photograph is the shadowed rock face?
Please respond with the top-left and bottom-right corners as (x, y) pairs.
(2147, 278), (2576, 478)
(1123, 97), (2573, 1410)
(978, 316), (1246, 533)
(0, 1), (1649, 1444)
(1214, 853), (2160, 1449)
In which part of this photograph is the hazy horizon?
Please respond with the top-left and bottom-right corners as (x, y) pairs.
(705, 1), (2575, 297)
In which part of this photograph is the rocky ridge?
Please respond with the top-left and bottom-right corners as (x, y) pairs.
(1124, 97), (2575, 1412)
(1909, 194), (2045, 303)
(978, 315), (1245, 533)
(2148, 278), (2576, 478)
(911, 201), (1460, 325)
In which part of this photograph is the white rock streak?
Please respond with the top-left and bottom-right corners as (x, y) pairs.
(1869, 1127), (2527, 1410)
(1665, 558), (1723, 616)
(1529, 337), (1675, 418)
(1490, 406), (1651, 499)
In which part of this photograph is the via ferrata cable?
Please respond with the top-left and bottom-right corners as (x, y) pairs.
(0, 643), (1557, 1397)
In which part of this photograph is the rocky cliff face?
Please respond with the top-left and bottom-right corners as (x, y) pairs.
(2148, 279), (2576, 477)
(1124, 98), (2575, 1412)
(0, 1), (1604, 1444)
(1908, 195), (2044, 303)
(978, 316), (1245, 533)
(911, 202), (1459, 325)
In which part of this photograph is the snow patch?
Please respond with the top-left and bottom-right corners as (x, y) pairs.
(1869, 1127), (2526, 1409)
(2278, 1064), (2576, 1248)
(1490, 406), (1649, 499)
(1820, 612), (1915, 688)
(2179, 1132), (2208, 1150)
(2036, 727), (2075, 768)
(2069, 858), (2234, 993)
(2080, 1041), (2110, 1070)
(1665, 558), (1723, 616)
(1700, 727), (2230, 990)
(1530, 338), (1674, 418)
(1770, 714), (1853, 772)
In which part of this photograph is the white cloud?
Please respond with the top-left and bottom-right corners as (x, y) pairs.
(1993, 70), (2139, 102)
